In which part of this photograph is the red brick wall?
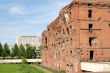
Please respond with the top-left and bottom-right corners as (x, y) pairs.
(42, 1), (110, 73)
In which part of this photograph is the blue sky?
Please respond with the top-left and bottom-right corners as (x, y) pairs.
(0, 0), (71, 45)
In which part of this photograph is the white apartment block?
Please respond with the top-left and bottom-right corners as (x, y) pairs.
(16, 36), (41, 47)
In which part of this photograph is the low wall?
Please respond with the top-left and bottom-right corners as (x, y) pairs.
(0, 59), (41, 64)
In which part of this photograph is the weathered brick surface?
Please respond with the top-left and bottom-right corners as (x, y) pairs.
(42, 0), (110, 73)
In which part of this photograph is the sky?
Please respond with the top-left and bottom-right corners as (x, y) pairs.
(0, 0), (71, 45)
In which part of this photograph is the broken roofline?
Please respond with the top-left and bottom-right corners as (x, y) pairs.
(74, 0), (110, 4)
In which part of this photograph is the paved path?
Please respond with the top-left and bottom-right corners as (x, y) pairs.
(33, 65), (53, 73)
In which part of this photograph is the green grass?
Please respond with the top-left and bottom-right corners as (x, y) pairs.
(0, 64), (20, 73)
(0, 64), (46, 73)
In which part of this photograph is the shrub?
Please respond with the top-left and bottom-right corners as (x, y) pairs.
(21, 57), (27, 64)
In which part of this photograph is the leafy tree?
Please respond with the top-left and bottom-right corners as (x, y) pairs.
(0, 43), (3, 57)
(10, 47), (15, 58)
(25, 44), (37, 59)
(31, 47), (37, 58)
(19, 44), (26, 57)
(25, 44), (33, 59)
(11, 43), (19, 57)
(35, 46), (42, 59)
(2, 43), (10, 57)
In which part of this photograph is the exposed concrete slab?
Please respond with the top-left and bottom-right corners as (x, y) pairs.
(81, 62), (110, 72)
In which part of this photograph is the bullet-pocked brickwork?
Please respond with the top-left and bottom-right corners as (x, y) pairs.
(42, 0), (110, 73)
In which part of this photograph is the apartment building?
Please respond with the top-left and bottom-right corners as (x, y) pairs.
(16, 36), (41, 47)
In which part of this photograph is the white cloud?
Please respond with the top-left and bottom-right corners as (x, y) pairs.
(9, 5), (24, 15)
(0, 4), (26, 15)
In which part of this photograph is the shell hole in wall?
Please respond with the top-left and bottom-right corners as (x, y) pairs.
(69, 12), (71, 15)
(70, 26), (72, 28)
(66, 28), (69, 34)
(70, 38), (72, 41)
(70, 50), (72, 54)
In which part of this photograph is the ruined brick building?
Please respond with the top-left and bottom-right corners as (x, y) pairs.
(42, 0), (110, 73)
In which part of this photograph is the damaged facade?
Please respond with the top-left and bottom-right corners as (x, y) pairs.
(42, 0), (110, 73)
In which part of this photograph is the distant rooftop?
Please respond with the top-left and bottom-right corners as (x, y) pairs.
(20, 36), (37, 37)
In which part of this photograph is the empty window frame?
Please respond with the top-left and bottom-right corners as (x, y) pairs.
(88, 3), (92, 7)
(89, 37), (94, 46)
(90, 50), (94, 60)
(45, 38), (47, 44)
(89, 24), (93, 32)
(48, 28), (49, 31)
(88, 10), (92, 18)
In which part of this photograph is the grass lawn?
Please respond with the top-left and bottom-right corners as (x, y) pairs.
(0, 64), (49, 73)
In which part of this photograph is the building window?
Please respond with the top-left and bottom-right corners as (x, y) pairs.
(48, 28), (49, 31)
(90, 51), (94, 60)
(45, 38), (47, 44)
(89, 37), (94, 46)
(88, 3), (92, 7)
(89, 24), (93, 32)
(89, 37), (97, 46)
(88, 10), (92, 18)
(67, 64), (69, 66)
